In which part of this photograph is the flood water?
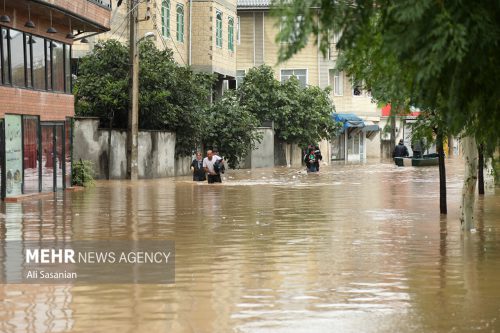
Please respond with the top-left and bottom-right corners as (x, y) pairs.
(1, 158), (499, 333)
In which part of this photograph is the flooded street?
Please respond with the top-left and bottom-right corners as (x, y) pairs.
(1, 158), (499, 333)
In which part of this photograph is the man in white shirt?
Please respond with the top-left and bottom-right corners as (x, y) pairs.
(203, 150), (222, 183)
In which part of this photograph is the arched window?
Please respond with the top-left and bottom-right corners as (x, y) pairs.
(161, 0), (170, 38)
(228, 17), (234, 51)
(216, 11), (222, 48)
(176, 4), (184, 42)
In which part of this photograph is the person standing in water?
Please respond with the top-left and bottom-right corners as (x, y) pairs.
(203, 150), (222, 183)
(191, 152), (206, 181)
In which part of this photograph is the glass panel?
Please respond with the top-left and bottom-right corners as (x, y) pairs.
(32, 36), (45, 90)
(5, 115), (23, 197)
(55, 125), (63, 190)
(41, 125), (54, 192)
(65, 118), (72, 188)
(228, 17), (234, 51)
(64, 44), (71, 93)
(46, 41), (52, 90)
(162, 0), (170, 37)
(176, 5), (184, 42)
(2, 28), (10, 84)
(216, 12), (222, 47)
(10, 30), (25, 87)
(353, 133), (360, 155)
(52, 41), (64, 92)
(23, 116), (39, 194)
(25, 35), (32, 87)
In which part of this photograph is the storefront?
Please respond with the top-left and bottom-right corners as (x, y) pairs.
(0, 116), (72, 198)
(0, 24), (74, 199)
(331, 113), (380, 162)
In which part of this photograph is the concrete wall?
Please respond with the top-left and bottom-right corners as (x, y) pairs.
(73, 118), (178, 179)
(247, 128), (274, 168)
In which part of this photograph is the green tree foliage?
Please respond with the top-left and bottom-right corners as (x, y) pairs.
(273, 0), (500, 144)
(204, 91), (262, 168)
(74, 39), (214, 157)
(238, 65), (338, 147)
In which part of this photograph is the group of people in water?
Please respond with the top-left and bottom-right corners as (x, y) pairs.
(392, 138), (425, 158)
(191, 144), (323, 183)
(190, 150), (225, 183)
(304, 145), (323, 173)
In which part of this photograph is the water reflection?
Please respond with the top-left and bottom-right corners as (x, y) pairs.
(0, 158), (499, 332)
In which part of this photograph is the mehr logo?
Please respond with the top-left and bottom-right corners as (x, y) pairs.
(26, 249), (76, 263)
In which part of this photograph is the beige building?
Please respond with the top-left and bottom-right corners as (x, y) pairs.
(236, 0), (381, 160)
(75, 0), (237, 97)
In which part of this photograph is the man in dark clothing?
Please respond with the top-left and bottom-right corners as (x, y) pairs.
(304, 147), (318, 172)
(191, 152), (206, 181)
(314, 145), (323, 171)
(393, 139), (409, 158)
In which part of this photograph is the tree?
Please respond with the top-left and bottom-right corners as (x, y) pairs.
(204, 91), (263, 168)
(238, 65), (339, 147)
(273, 0), (500, 231)
(74, 39), (214, 157)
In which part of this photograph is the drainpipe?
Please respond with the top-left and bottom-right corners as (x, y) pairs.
(189, 0), (192, 65)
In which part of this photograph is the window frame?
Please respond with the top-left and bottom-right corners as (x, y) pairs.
(228, 16), (234, 51)
(236, 69), (245, 88)
(216, 11), (223, 48)
(280, 68), (308, 88)
(176, 3), (184, 43)
(162, 0), (171, 38)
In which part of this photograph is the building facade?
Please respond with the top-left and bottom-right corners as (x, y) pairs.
(236, 0), (381, 162)
(75, 0), (237, 98)
(0, 0), (111, 198)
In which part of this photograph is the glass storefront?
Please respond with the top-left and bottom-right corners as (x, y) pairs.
(23, 116), (39, 194)
(0, 116), (72, 198)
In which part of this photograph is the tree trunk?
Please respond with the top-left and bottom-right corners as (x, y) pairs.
(447, 134), (454, 156)
(436, 132), (447, 214)
(390, 115), (396, 158)
(478, 144), (485, 195)
(460, 136), (478, 231)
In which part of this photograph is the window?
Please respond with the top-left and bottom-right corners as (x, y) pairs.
(52, 41), (64, 92)
(216, 11), (223, 48)
(10, 29), (25, 87)
(1, 28), (10, 84)
(176, 4), (184, 42)
(162, 0), (170, 38)
(330, 69), (343, 96)
(236, 69), (245, 88)
(0, 27), (70, 93)
(280, 69), (307, 87)
(64, 44), (71, 93)
(228, 17), (234, 51)
(237, 16), (240, 45)
(352, 76), (362, 96)
(32, 36), (45, 90)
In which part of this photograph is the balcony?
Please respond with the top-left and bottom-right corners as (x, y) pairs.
(87, 0), (112, 10)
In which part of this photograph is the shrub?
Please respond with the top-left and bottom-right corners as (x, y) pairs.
(72, 159), (95, 187)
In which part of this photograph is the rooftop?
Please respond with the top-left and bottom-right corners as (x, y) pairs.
(237, 0), (271, 9)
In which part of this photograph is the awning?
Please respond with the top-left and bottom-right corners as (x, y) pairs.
(334, 113), (365, 129)
(362, 121), (380, 140)
(333, 113), (380, 138)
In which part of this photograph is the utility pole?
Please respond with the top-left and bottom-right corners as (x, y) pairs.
(127, 0), (139, 180)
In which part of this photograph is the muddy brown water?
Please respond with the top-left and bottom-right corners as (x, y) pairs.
(1, 158), (499, 333)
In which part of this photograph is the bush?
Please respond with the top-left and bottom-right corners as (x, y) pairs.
(72, 160), (95, 187)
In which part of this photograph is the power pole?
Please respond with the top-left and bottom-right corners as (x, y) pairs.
(127, 0), (139, 180)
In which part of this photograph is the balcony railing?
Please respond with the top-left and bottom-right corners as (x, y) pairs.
(87, 0), (112, 10)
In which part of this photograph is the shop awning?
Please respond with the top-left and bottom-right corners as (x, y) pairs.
(333, 113), (380, 138)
